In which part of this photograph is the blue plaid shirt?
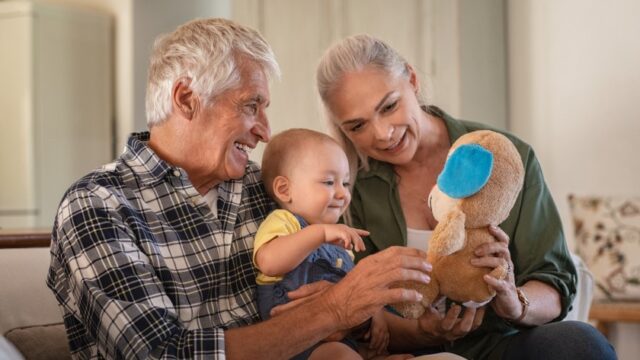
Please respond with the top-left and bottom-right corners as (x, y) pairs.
(47, 132), (274, 359)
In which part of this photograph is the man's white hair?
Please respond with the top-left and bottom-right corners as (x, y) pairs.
(145, 18), (280, 128)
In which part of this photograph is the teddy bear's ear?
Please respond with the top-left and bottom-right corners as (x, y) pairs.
(437, 143), (493, 199)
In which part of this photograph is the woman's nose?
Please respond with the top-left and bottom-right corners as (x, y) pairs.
(373, 119), (393, 141)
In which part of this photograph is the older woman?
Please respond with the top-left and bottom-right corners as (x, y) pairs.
(316, 34), (616, 359)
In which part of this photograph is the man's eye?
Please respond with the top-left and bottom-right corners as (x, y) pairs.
(245, 103), (258, 115)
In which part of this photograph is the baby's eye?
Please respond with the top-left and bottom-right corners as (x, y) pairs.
(342, 181), (351, 188)
(322, 180), (335, 186)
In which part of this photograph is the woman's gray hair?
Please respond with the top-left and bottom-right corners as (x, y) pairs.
(146, 18), (280, 127)
(316, 34), (426, 174)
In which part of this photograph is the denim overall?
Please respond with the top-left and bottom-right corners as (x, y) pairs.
(256, 215), (355, 321)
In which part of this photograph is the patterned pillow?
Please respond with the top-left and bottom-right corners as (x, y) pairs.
(568, 195), (640, 301)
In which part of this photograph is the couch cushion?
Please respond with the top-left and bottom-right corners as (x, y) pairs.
(0, 248), (62, 334)
(4, 323), (70, 360)
(569, 194), (640, 301)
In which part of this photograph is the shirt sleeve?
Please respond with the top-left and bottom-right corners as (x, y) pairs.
(252, 209), (302, 267)
(349, 186), (377, 262)
(505, 148), (578, 321)
(49, 187), (225, 359)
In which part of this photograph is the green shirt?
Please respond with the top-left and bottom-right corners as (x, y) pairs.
(349, 106), (577, 359)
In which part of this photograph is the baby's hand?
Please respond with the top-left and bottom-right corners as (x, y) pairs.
(322, 224), (368, 252)
(367, 310), (390, 355)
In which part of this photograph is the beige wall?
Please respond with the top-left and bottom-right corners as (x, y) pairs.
(31, 0), (230, 153)
(32, 0), (133, 153)
(508, 1), (640, 358)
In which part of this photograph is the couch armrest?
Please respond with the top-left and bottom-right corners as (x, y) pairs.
(564, 252), (594, 322)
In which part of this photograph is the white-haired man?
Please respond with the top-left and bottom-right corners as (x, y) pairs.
(47, 18), (434, 359)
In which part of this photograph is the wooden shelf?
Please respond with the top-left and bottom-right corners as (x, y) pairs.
(589, 301), (640, 338)
(0, 229), (51, 248)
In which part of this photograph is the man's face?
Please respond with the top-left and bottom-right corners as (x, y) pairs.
(189, 61), (271, 187)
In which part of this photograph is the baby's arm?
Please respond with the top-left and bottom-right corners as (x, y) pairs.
(256, 224), (368, 277)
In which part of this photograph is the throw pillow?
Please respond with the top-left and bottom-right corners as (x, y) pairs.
(4, 323), (70, 360)
(568, 194), (640, 301)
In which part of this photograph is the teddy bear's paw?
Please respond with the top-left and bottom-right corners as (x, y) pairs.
(489, 262), (509, 280)
(391, 302), (426, 319)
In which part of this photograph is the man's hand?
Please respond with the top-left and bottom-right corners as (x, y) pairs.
(272, 247), (432, 334)
(270, 281), (333, 317)
(321, 246), (432, 330)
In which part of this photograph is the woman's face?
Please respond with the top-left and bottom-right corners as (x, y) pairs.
(326, 66), (424, 165)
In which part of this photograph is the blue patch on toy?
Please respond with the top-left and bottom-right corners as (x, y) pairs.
(437, 144), (493, 199)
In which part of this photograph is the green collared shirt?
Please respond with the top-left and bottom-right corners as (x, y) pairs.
(349, 106), (577, 359)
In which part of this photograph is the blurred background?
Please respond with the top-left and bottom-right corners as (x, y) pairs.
(0, 0), (638, 357)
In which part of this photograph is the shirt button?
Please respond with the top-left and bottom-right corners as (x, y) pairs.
(173, 170), (180, 177)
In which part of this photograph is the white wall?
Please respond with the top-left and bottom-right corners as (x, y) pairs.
(508, 1), (640, 359)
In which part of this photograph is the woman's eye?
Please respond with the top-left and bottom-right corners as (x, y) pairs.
(349, 122), (364, 132)
(381, 100), (398, 114)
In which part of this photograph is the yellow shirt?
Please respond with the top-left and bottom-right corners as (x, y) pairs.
(253, 209), (354, 285)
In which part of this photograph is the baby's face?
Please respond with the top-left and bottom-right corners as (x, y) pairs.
(284, 142), (351, 224)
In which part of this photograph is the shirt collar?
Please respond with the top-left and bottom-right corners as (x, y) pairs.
(121, 132), (177, 186)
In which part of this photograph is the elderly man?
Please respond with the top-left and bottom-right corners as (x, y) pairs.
(47, 18), (432, 359)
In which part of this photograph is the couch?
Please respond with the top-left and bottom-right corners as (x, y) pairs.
(0, 230), (594, 359)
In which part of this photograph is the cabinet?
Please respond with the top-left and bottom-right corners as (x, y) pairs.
(0, 1), (112, 228)
(232, 0), (507, 162)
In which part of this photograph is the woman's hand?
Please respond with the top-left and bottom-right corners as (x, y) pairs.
(470, 225), (522, 321)
(416, 304), (485, 343)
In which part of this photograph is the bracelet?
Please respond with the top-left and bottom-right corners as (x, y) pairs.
(514, 287), (530, 323)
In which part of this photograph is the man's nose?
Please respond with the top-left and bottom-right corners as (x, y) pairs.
(253, 111), (271, 142)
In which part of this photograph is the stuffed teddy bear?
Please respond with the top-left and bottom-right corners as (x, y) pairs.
(394, 130), (525, 319)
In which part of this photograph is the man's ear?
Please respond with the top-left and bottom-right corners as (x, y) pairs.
(171, 77), (198, 120)
(406, 63), (420, 94)
(272, 176), (291, 203)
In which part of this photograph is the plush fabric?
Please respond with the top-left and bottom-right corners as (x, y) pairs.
(569, 194), (640, 301)
(4, 323), (70, 360)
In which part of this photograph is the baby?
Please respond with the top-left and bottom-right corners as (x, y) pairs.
(255, 128), (390, 360)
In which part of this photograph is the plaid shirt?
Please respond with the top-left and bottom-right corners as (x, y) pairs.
(47, 132), (273, 359)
